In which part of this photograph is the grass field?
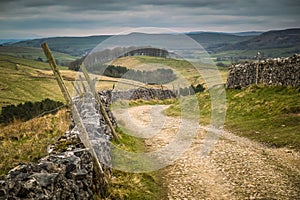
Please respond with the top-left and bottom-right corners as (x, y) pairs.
(166, 85), (300, 150)
(0, 54), (161, 109)
(0, 46), (78, 65)
(0, 54), (76, 109)
(0, 109), (70, 178)
(225, 85), (300, 149)
(106, 127), (165, 199)
(111, 56), (228, 87)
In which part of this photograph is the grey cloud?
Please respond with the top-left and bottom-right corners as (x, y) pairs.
(2, 0), (297, 14)
(1, 0), (299, 17)
(0, 0), (299, 38)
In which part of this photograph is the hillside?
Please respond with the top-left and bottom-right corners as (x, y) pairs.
(0, 46), (78, 66)
(6, 35), (110, 56)
(187, 32), (253, 50)
(217, 28), (300, 51)
(0, 54), (76, 108)
(5, 32), (253, 56)
(230, 31), (263, 36)
(0, 54), (170, 108)
(5, 29), (299, 61)
(109, 56), (228, 87)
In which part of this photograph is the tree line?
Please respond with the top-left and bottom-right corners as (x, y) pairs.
(101, 65), (176, 84)
(0, 98), (64, 124)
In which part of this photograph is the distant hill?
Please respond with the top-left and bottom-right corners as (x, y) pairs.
(6, 35), (110, 56)
(217, 28), (300, 51)
(4, 29), (300, 58)
(0, 39), (23, 44)
(5, 32), (253, 56)
(187, 32), (253, 50)
(0, 46), (77, 66)
(187, 31), (262, 36)
(230, 31), (263, 36)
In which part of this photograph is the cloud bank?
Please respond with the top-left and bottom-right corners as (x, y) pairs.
(0, 0), (299, 38)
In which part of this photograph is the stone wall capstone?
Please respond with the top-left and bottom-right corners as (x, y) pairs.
(226, 54), (300, 89)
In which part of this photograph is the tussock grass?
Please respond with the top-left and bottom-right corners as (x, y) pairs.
(226, 85), (300, 149)
(0, 109), (70, 178)
(106, 127), (165, 199)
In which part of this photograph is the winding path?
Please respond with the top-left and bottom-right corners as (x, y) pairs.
(113, 105), (300, 199)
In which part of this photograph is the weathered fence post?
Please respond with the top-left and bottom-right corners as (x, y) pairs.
(41, 43), (73, 107)
(41, 43), (107, 183)
(256, 51), (261, 85)
(71, 81), (81, 96)
(80, 64), (120, 142)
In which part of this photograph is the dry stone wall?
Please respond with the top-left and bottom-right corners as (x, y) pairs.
(0, 92), (114, 199)
(0, 130), (95, 200)
(226, 54), (300, 89)
(99, 88), (176, 103)
(0, 88), (174, 199)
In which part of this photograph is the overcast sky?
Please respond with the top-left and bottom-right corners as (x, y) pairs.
(0, 0), (299, 39)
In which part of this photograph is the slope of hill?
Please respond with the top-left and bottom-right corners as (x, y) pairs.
(5, 29), (300, 58)
(111, 56), (229, 86)
(6, 32), (253, 56)
(6, 35), (110, 56)
(0, 39), (23, 44)
(0, 46), (78, 66)
(230, 31), (263, 36)
(0, 54), (76, 108)
(187, 32), (253, 49)
(218, 28), (300, 51)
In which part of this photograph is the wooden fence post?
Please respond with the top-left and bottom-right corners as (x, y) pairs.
(80, 64), (120, 142)
(256, 51), (261, 85)
(41, 43), (106, 179)
(41, 43), (72, 107)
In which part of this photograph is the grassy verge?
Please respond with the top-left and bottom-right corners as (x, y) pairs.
(165, 85), (300, 150)
(225, 85), (300, 149)
(107, 127), (165, 199)
(0, 109), (70, 178)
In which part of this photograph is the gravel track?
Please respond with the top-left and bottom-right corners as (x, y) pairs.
(113, 105), (300, 199)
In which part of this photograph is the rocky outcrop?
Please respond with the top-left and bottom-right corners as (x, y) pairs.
(99, 88), (176, 103)
(226, 54), (300, 89)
